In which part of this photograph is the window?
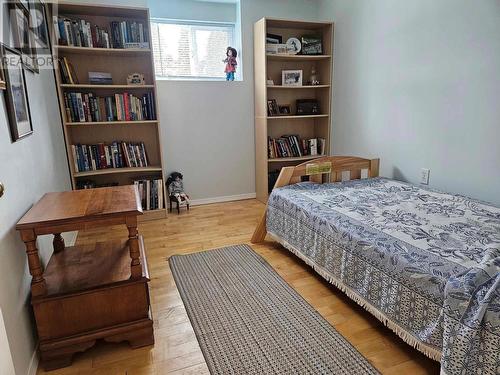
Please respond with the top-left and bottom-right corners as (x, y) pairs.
(151, 19), (235, 80)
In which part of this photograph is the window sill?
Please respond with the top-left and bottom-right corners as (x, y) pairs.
(156, 76), (243, 82)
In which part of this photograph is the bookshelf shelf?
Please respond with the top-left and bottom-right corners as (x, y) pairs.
(266, 54), (331, 61)
(268, 156), (321, 163)
(267, 114), (329, 120)
(0, 80), (5, 90)
(49, 2), (167, 220)
(267, 85), (330, 89)
(255, 18), (333, 203)
(56, 45), (152, 56)
(74, 167), (162, 178)
(65, 120), (158, 126)
(60, 84), (155, 89)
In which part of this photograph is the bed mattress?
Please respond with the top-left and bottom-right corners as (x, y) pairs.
(266, 177), (500, 375)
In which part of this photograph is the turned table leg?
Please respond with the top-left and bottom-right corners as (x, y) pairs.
(53, 233), (65, 253)
(126, 216), (142, 279)
(20, 229), (47, 297)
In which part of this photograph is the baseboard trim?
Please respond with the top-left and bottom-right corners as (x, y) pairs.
(190, 193), (256, 207)
(27, 346), (39, 375)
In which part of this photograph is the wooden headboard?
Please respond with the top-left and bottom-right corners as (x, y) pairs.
(251, 156), (380, 243)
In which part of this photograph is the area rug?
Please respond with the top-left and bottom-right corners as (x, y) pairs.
(169, 244), (379, 374)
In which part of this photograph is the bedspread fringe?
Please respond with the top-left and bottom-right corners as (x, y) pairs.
(268, 231), (443, 362)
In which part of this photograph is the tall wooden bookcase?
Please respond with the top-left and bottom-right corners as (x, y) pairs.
(254, 18), (333, 203)
(47, 2), (166, 221)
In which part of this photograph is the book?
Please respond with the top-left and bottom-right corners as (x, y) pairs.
(64, 92), (156, 122)
(88, 72), (113, 85)
(133, 178), (164, 211)
(56, 16), (150, 49)
(72, 141), (148, 172)
(268, 136), (326, 159)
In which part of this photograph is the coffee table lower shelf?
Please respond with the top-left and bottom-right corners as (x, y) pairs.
(32, 236), (154, 370)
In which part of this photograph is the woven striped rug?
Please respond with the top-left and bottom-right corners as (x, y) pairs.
(169, 244), (379, 375)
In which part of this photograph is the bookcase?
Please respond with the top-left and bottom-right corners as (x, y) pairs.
(254, 18), (333, 203)
(47, 2), (166, 221)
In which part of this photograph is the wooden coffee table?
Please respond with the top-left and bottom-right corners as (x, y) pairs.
(16, 186), (154, 370)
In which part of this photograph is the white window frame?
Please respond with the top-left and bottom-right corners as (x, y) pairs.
(151, 18), (236, 81)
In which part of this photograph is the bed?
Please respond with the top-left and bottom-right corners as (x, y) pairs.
(251, 156), (500, 375)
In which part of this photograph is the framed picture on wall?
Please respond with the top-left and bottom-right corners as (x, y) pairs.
(0, 66), (5, 90)
(30, 0), (49, 49)
(1, 45), (33, 142)
(10, 0), (39, 73)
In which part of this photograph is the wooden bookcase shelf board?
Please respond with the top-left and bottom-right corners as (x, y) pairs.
(56, 45), (152, 55)
(60, 84), (155, 89)
(267, 85), (330, 89)
(267, 114), (329, 120)
(254, 18), (334, 202)
(65, 120), (158, 126)
(74, 166), (162, 177)
(0, 80), (5, 90)
(268, 156), (319, 163)
(48, 2), (167, 221)
(266, 54), (331, 61)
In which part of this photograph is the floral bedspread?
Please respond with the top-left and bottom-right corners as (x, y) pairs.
(266, 178), (500, 375)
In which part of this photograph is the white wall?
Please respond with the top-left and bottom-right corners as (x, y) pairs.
(0, 1), (73, 373)
(318, 0), (500, 205)
(150, 0), (237, 23)
(157, 0), (321, 200)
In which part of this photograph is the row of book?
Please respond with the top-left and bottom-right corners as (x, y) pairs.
(71, 141), (149, 172)
(111, 21), (149, 49)
(134, 178), (164, 211)
(268, 136), (326, 159)
(54, 16), (149, 49)
(58, 57), (78, 84)
(64, 92), (156, 123)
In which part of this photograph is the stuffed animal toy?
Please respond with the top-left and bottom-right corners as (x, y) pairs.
(166, 172), (190, 213)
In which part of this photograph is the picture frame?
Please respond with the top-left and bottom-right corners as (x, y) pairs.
(0, 66), (5, 90)
(282, 70), (303, 87)
(10, 0), (39, 73)
(301, 35), (323, 55)
(267, 99), (279, 116)
(278, 104), (292, 115)
(1, 45), (33, 142)
(266, 33), (282, 44)
(30, 0), (49, 49)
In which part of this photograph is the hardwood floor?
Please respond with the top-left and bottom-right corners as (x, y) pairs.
(37, 199), (440, 375)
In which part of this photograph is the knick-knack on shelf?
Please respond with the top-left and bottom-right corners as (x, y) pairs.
(309, 66), (320, 86)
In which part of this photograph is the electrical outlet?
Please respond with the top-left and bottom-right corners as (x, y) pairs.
(421, 168), (430, 185)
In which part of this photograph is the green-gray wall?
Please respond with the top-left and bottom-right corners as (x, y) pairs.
(319, 0), (500, 204)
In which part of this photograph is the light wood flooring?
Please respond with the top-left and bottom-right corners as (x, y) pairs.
(38, 199), (440, 375)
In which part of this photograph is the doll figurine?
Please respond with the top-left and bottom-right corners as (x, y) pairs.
(166, 172), (190, 213)
(223, 47), (238, 81)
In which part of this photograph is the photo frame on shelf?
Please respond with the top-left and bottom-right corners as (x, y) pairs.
(30, 0), (49, 49)
(266, 33), (282, 44)
(301, 35), (323, 55)
(1, 45), (33, 142)
(282, 69), (303, 86)
(10, 0), (39, 73)
(267, 99), (279, 116)
(278, 104), (292, 115)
